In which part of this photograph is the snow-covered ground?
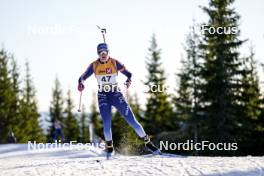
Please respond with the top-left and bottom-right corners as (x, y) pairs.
(0, 144), (263, 176)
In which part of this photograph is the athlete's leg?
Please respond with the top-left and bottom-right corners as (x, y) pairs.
(53, 129), (59, 140)
(60, 129), (65, 142)
(110, 91), (146, 138)
(98, 92), (112, 141)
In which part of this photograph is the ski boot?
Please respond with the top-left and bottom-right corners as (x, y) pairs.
(143, 135), (162, 155)
(104, 140), (115, 159)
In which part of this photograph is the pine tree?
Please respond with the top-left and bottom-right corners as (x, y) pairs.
(18, 62), (45, 142)
(79, 105), (90, 143)
(48, 77), (64, 141)
(64, 90), (79, 142)
(0, 48), (16, 143)
(144, 34), (174, 135)
(199, 0), (245, 153)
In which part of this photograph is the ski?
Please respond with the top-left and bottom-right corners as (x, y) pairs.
(146, 148), (162, 155)
(152, 150), (162, 155)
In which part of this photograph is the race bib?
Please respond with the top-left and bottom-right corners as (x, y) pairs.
(96, 73), (118, 85)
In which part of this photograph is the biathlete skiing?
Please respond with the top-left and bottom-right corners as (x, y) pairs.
(77, 41), (161, 157)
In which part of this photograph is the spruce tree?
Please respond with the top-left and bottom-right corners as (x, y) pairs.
(0, 49), (45, 143)
(0, 48), (16, 143)
(79, 105), (90, 143)
(199, 0), (245, 146)
(64, 90), (79, 142)
(48, 77), (64, 141)
(19, 62), (45, 142)
(89, 92), (103, 141)
(259, 69), (264, 155)
(9, 56), (21, 140)
(144, 34), (174, 135)
(174, 24), (202, 153)
(237, 46), (264, 154)
(175, 56), (192, 122)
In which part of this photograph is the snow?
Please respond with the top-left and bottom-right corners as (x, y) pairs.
(0, 144), (263, 176)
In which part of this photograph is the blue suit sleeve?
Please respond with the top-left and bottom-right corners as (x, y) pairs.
(78, 63), (93, 83)
(116, 60), (132, 81)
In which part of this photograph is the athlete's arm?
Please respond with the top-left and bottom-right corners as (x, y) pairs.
(78, 63), (94, 83)
(116, 60), (132, 88)
(116, 60), (132, 81)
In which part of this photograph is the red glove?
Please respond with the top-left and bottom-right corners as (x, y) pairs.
(124, 79), (131, 89)
(78, 83), (85, 92)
